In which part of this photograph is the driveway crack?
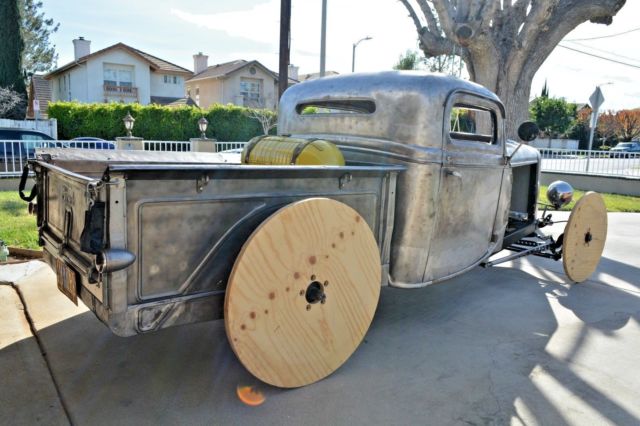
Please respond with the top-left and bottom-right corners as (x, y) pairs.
(5, 282), (74, 425)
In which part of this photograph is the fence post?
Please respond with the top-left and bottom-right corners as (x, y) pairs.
(115, 137), (144, 150)
(190, 138), (217, 153)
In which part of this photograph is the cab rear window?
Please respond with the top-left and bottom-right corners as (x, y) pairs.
(450, 105), (496, 144)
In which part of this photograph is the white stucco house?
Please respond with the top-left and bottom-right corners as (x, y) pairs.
(45, 38), (193, 105)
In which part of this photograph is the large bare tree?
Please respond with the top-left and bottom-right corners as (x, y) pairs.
(399, 0), (626, 138)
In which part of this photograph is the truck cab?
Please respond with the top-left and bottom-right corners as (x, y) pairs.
(278, 71), (541, 287)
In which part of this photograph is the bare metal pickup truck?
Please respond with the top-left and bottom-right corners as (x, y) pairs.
(21, 72), (606, 388)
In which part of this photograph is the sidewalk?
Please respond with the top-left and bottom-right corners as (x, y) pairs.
(1, 213), (639, 425)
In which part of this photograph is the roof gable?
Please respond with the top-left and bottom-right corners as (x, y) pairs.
(188, 60), (277, 82)
(45, 42), (192, 78)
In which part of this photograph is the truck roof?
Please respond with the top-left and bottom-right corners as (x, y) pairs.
(279, 71), (504, 148)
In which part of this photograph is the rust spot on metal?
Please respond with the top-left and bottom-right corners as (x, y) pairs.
(286, 286), (290, 292)
(309, 255), (317, 265)
(339, 232), (344, 239)
(355, 216), (361, 222)
(240, 324), (246, 330)
(293, 272), (301, 279)
(269, 292), (275, 300)
(264, 309), (269, 314)
(331, 243), (336, 248)
(351, 231), (355, 236)
(250, 312), (256, 319)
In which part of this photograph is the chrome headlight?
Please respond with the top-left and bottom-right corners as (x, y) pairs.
(546, 181), (574, 209)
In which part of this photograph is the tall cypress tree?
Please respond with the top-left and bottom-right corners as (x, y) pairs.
(0, 0), (26, 95)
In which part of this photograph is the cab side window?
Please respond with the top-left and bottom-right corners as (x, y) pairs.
(450, 105), (496, 144)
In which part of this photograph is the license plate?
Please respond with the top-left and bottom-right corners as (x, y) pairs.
(56, 259), (78, 305)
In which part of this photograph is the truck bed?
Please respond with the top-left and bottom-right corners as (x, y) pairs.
(31, 149), (402, 336)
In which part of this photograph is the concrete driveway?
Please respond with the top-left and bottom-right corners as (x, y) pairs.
(1, 213), (639, 425)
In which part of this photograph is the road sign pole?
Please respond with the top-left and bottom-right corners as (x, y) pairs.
(587, 86), (605, 173)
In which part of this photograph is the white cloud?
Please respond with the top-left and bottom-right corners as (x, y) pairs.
(171, 0), (418, 74)
(171, 0), (639, 109)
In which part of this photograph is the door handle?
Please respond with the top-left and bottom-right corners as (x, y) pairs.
(445, 169), (462, 179)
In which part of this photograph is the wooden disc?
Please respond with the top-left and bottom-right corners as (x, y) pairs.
(224, 198), (381, 388)
(563, 192), (608, 283)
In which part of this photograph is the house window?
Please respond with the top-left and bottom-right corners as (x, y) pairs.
(195, 87), (200, 106)
(173, 76), (178, 84)
(164, 75), (169, 83)
(103, 64), (134, 89)
(240, 78), (261, 106)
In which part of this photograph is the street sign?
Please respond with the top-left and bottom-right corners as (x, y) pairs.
(587, 86), (606, 173)
(589, 87), (604, 111)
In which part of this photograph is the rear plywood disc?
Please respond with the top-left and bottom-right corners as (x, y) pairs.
(224, 198), (381, 388)
(563, 192), (608, 283)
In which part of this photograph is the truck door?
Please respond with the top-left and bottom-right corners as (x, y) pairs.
(424, 93), (505, 282)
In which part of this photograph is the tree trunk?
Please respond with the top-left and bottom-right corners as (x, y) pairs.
(399, 0), (627, 140)
(0, 0), (26, 95)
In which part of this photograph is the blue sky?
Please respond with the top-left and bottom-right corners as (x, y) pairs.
(43, 0), (640, 110)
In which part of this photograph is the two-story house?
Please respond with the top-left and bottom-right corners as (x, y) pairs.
(45, 38), (193, 105)
(186, 54), (298, 111)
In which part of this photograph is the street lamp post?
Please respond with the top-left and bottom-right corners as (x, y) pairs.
(123, 112), (135, 138)
(352, 36), (372, 73)
(198, 117), (208, 139)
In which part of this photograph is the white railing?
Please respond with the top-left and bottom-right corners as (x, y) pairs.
(215, 141), (246, 152)
(144, 140), (192, 152)
(539, 148), (640, 178)
(0, 140), (249, 177)
(0, 140), (69, 177)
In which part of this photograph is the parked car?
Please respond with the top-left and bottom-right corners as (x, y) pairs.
(67, 137), (115, 150)
(609, 141), (640, 158)
(0, 128), (59, 162)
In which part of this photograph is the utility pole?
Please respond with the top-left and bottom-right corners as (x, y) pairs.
(278, 0), (291, 99)
(319, 0), (327, 77)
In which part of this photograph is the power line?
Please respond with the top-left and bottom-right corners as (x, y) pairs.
(565, 26), (640, 41)
(558, 44), (640, 69)
(564, 40), (640, 64)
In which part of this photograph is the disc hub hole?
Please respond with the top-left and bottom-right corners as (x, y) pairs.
(305, 281), (326, 304)
(584, 231), (593, 244)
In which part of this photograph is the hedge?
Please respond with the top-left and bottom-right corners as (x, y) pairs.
(47, 102), (276, 141)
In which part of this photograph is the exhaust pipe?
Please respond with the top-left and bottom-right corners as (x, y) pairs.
(95, 249), (136, 274)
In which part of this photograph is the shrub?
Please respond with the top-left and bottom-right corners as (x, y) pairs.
(47, 102), (275, 141)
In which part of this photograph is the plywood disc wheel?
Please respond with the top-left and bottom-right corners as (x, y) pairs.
(563, 192), (608, 283)
(224, 198), (381, 388)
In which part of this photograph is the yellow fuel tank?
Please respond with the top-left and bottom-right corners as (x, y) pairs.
(241, 136), (345, 166)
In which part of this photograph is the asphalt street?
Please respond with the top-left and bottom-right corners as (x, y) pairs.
(1, 212), (639, 425)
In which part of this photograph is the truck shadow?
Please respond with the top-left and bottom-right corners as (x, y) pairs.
(3, 256), (638, 425)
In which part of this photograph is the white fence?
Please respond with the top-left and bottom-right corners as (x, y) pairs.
(0, 140), (248, 177)
(539, 148), (640, 178)
(0, 118), (57, 139)
(530, 138), (579, 150)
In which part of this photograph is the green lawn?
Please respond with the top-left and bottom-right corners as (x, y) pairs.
(1, 185), (639, 250)
(539, 185), (640, 212)
(0, 191), (39, 249)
